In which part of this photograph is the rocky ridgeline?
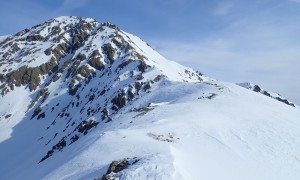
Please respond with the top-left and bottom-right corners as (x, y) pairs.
(237, 82), (296, 107)
(0, 16), (98, 93)
(0, 16), (203, 163)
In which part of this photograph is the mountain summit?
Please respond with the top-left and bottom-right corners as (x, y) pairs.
(0, 16), (299, 180)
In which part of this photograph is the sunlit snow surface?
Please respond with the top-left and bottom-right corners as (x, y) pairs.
(45, 82), (300, 180)
(1, 80), (300, 180)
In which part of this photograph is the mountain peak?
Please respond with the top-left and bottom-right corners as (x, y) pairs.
(0, 16), (205, 163)
(53, 15), (82, 21)
(100, 21), (119, 29)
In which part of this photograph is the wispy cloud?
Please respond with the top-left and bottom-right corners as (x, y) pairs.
(150, 1), (300, 105)
(151, 38), (300, 104)
(57, 0), (91, 12)
(213, 1), (234, 16)
(290, 0), (300, 3)
(0, 1), (51, 34)
(0, 0), (92, 35)
(165, 0), (189, 7)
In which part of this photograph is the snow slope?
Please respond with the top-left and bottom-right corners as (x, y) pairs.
(2, 80), (300, 180)
(42, 82), (300, 180)
(0, 16), (300, 180)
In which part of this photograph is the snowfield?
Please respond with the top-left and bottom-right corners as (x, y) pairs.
(1, 80), (299, 180)
(41, 81), (300, 180)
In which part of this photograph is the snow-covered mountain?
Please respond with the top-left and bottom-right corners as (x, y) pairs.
(0, 16), (299, 180)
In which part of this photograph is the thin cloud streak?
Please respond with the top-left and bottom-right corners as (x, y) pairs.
(150, 4), (300, 104)
(151, 39), (300, 105)
(0, 0), (91, 35)
(213, 1), (234, 16)
(290, 0), (300, 3)
(56, 0), (91, 13)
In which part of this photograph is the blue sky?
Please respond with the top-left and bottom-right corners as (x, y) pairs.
(1, 0), (300, 105)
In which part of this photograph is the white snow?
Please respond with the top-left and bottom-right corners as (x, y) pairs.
(1, 80), (300, 180)
(120, 31), (205, 82)
(0, 35), (9, 42)
(0, 86), (31, 142)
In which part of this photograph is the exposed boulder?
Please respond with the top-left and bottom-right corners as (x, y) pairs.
(26, 34), (44, 42)
(28, 88), (48, 109)
(4, 58), (58, 91)
(102, 43), (115, 63)
(137, 60), (148, 72)
(253, 85), (261, 92)
(39, 137), (67, 163)
(101, 159), (129, 180)
(76, 53), (86, 61)
(77, 120), (99, 135)
(99, 158), (140, 180)
(275, 97), (295, 107)
(117, 59), (133, 70)
(135, 82), (142, 94)
(111, 92), (126, 109)
(66, 60), (81, 78)
(4, 114), (12, 119)
(127, 88), (134, 101)
(76, 65), (94, 78)
(88, 50), (104, 70)
(39, 57), (58, 75)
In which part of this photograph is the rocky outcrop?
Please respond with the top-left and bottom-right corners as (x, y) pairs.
(0, 57), (58, 93)
(98, 158), (139, 180)
(77, 120), (99, 135)
(88, 50), (104, 70)
(111, 92), (126, 110)
(102, 43), (115, 63)
(39, 138), (67, 163)
(237, 82), (296, 107)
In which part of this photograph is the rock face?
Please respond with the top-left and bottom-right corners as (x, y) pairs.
(0, 16), (204, 164)
(94, 158), (140, 180)
(101, 159), (129, 180)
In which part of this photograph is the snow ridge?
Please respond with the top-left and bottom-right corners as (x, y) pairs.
(237, 82), (296, 107)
